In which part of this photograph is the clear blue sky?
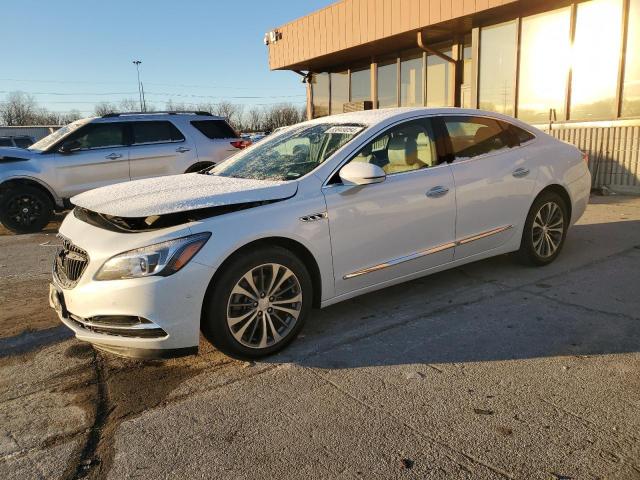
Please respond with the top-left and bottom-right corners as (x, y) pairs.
(0, 0), (330, 114)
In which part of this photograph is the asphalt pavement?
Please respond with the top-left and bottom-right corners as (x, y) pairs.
(0, 197), (639, 479)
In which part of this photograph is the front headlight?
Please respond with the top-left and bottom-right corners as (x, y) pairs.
(95, 232), (211, 281)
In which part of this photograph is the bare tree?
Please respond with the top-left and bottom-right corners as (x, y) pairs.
(94, 102), (118, 116)
(0, 91), (39, 125)
(119, 98), (139, 112)
(261, 103), (305, 131)
(244, 107), (264, 132)
(165, 99), (189, 111)
(210, 101), (245, 130)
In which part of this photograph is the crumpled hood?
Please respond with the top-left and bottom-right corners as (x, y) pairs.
(71, 173), (297, 217)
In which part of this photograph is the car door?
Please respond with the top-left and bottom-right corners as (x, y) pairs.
(128, 121), (197, 179)
(53, 122), (130, 198)
(323, 117), (457, 297)
(439, 115), (538, 260)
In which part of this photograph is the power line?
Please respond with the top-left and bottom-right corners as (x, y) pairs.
(24, 100), (307, 106)
(0, 78), (292, 91)
(0, 90), (305, 100)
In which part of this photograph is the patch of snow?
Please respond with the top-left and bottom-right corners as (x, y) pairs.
(71, 173), (297, 217)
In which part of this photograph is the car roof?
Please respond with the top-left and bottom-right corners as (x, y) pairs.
(303, 107), (534, 129)
(88, 112), (226, 123)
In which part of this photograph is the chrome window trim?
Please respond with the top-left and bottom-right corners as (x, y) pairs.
(130, 138), (186, 147)
(343, 224), (512, 279)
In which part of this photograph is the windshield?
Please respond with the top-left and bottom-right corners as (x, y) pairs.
(210, 123), (365, 181)
(28, 118), (93, 151)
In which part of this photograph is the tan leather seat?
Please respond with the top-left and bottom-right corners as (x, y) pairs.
(416, 132), (436, 167)
(352, 143), (373, 164)
(383, 135), (425, 174)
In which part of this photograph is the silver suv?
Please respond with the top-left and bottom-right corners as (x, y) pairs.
(0, 111), (246, 233)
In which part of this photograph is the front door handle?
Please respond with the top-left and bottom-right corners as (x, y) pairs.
(513, 167), (530, 178)
(176, 146), (191, 153)
(105, 153), (122, 160)
(426, 186), (449, 198)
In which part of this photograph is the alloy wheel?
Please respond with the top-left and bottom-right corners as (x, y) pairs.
(226, 263), (302, 349)
(6, 194), (44, 228)
(532, 201), (564, 258)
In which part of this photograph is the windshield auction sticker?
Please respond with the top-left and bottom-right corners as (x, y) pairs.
(325, 126), (364, 134)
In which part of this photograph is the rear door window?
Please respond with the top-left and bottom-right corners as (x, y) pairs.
(442, 116), (516, 160)
(191, 120), (237, 139)
(0, 138), (13, 147)
(506, 123), (536, 144)
(131, 121), (185, 145)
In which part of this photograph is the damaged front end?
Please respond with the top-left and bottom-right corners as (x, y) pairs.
(73, 198), (287, 233)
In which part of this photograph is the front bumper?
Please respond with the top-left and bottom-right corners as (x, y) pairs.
(51, 215), (215, 359)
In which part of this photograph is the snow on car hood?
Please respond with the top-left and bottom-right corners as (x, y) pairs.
(71, 173), (297, 217)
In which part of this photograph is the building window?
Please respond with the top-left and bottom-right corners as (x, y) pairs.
(479, 20), (518, 116)
(350, 67), (371, 103)
(426, 51), (454, 107)
(570, 0), (623, 120)
(377, 60), (398, 108)
(330, 71), (349, 115)
(400, 52), (424, 107)
(622, 0), (640, 117)
(311, 73), (330, 118)
(517, 8), (571, 123)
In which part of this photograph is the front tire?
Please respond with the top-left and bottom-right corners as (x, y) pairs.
(517, 191), (569, 266)
(202, 246), (312, 358)
(0, 186), (53, 234)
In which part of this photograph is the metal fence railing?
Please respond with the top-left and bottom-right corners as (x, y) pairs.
(542, 121), (640, 193)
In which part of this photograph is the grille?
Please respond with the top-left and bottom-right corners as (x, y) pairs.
(53, 236), (89, 289)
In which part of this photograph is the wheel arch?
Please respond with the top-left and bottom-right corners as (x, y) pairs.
(0, 176), (60, 208)
(184, 161), (215, 174)
(532, 183), (573, 221)
(203, 236), (323, 311)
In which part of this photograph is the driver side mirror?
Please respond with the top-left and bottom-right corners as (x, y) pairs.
(58, 139), (81, 154)
(339, 162), (386, 186)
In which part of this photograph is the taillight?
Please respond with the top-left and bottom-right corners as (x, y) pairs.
(231, 140), (251, 149)
(581, 151), (589, 164)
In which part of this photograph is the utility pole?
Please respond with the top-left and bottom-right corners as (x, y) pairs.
(132, 60), (146, 112)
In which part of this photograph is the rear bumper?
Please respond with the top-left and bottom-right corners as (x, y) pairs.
(568, 170), (591, 225)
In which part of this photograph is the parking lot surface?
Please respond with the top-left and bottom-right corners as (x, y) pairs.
(1, 197), (639, 479)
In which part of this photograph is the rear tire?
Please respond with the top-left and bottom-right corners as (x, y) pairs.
(516, 191), (569, 266)
(0, 186), (53, 234)
(202, 246), (312, 359)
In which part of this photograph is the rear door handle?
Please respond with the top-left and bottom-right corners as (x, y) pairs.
(426, 186), (449, 198)
(105, 153), (122, 160)
(176, 146), (191, 153)
(512, 167), (530, 178)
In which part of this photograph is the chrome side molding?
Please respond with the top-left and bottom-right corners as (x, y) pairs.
(343, 224), (513, 279)
(457, 224), (513, 245)
(343, 242), (456, 279)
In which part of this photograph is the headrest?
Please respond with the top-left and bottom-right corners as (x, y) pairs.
(388, 135), (418, 166)
(474, 126), (494, 144)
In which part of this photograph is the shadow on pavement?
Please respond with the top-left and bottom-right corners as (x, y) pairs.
(266, 219), (640, 370)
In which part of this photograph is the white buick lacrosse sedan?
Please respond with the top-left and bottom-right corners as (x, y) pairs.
(50, 108), (591, 359)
